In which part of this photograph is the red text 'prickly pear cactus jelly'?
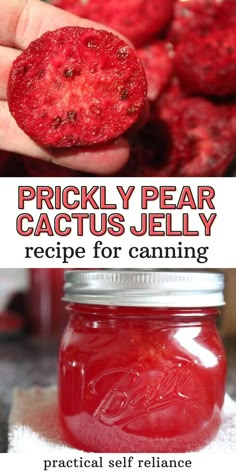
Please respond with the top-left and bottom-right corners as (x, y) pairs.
(58, 270), (226, 452)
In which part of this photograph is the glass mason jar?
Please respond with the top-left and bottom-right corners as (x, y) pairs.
(58, 270), (227, 452)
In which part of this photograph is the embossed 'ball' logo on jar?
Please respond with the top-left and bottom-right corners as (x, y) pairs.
(88, 361), (197, 428)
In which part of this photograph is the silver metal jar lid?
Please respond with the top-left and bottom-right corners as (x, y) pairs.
(63, 270), (225, 307)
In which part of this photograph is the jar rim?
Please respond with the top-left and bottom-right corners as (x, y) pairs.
(63, 270), (225, 308)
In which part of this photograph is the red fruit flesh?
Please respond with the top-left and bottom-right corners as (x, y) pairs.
(175, 27), (236, 97)
(169, 0), (215, 43)
(121, 94), (235, 177)
(54, 0), (174, 47)
(226, 103), (236, 150)
(136, 41), (174, 101)
(8, 27), (147, 148)
(155, 95), (236, 176)
(169, 0), (236, 44)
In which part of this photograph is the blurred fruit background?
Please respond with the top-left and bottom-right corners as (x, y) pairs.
(1, 0), (236, 177)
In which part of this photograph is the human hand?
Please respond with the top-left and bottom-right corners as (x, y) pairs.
(0, 0), (148, 175)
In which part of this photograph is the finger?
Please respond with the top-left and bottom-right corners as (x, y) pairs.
(0, 101), (129, 175)
(0, 46), (20, 99)
(0, 0), (132, 50)
(50, 139), (130, 176)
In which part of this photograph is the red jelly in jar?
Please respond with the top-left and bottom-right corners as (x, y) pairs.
(59, 270), (226, 452)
